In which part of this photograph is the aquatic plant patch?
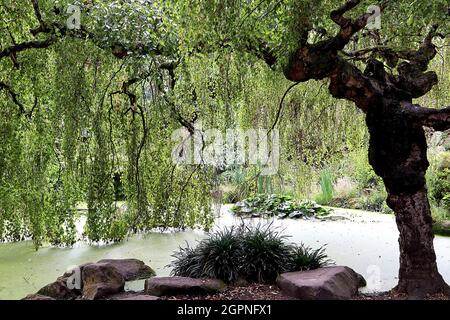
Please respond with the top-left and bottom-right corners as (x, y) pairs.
(231, 194), (332, 219)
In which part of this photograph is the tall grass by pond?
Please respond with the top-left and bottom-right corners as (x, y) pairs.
(169, 223), (332, 283)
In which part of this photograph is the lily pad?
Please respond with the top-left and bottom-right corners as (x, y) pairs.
(231, 194), (333, 220)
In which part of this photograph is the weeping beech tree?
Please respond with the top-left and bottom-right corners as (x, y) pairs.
(0, 0), (449, 298)
(0, 0), (216, 245)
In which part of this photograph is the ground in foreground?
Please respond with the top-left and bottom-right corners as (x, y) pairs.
(119, 284), (450, 301)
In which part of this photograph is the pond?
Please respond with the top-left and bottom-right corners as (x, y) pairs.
(0, 206), (449, 300)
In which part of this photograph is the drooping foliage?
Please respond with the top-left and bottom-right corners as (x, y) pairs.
(0, 0), (448, 247)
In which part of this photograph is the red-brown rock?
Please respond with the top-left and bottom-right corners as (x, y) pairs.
(82, 262), (125, 300)
(276, 266), (366, 300)
(145, 277), (226, 297)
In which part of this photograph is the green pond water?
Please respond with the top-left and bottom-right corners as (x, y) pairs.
(1, 206), (449, 300)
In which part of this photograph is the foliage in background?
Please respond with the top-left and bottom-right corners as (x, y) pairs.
(314, 169), (334, 205)
(428, 152), (450, 207)
(428, 151), (450, 224)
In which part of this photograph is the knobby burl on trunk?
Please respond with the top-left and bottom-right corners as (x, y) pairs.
(283, 0), (450, 297)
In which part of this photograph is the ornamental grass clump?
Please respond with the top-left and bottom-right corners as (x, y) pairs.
(238, 223), (293, 283)
(289, 244), (332, 271)
(170, 227), (243, 282)
(170, 223), (333, 283)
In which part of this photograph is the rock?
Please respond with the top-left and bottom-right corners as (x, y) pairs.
(105, 292), (160, 300)
(28, 259), (156, 300)
(22, 294), (56, 300)
(33, 263), (91, 300)
(82, 262), (125, 300)
(97, 258), (156, 281)
(145, 277), (226, 297)
(276, 266), (366, 300)
(119, 295), (160, 300)
(37, 279), (79, 300)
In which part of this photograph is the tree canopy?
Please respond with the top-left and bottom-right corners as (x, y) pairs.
(0, 0), (448, 251)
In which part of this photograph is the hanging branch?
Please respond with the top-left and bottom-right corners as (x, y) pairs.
(269, 81), (300, 133)
(0, 81), (26, 114)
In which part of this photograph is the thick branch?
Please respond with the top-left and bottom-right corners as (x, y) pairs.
(0, 38), (56, 60)
(330, 0), (361, 28)
(285, 9), (383, 111)
(391, 25), (440, 99)
(329, 0), (387, 50)
(401, 102), (450, 131)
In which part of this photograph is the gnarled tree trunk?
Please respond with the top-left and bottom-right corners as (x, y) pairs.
(366, 102), (448, 297)
(281, 0), (450, 297)
(389, 189), (445, 296)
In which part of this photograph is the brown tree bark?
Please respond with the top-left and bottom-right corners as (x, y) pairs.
(366, 102), (449, 298)
(389, 190), (446, 296)
(282, 0), (450, 297)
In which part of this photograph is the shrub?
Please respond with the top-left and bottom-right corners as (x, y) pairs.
(170, 244), (204, 278)
(195, 227), (243, 282)
(221, 186), (243, 204)
(169, 223), (334, 283)
(238, 224), (293, 283)
(170, 227), (242, 282)
(349, 150), (381, 190)
(432, 205), (450, 223)
(443, 194), (450, 213)
(428, 152), (450, 206)
(289, 244), (332, 271)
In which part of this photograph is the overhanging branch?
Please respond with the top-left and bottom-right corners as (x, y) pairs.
(401, 102), (450, 131)
(0, 38), (56, 61)
(1, 1), (166, 63)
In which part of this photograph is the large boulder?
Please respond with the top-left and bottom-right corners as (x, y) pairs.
(97, 258), (156, 281)
(82, 262), (125, 300)
(27, 259), (156, 300)
(35, 263), (90, 300)
(145, 277), (226, 297)
(276, 266), (366, 300)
